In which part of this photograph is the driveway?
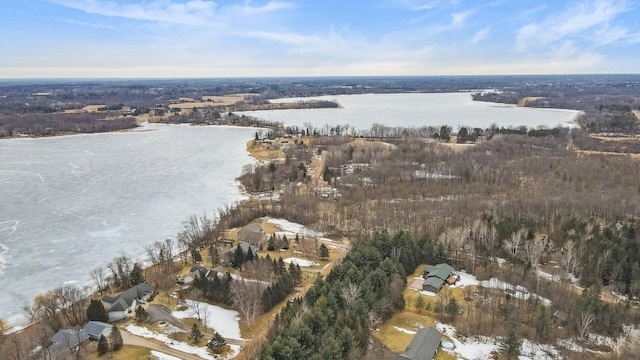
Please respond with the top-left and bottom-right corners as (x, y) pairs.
(147, 304), (188, 330)
(121, 328), (207, 360)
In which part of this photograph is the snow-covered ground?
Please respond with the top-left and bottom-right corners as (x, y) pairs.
(126, 324), (219, 360)
(436, 322), (499, 359)
(283, 257), (317, 267)
(393, 326), (417, 335)
(436, 322), (561, 360)
(480, 278), (552, 306)
(264, 217), (322, 238)
(172, 300), (243, 340)
(451, 271), (480, 288)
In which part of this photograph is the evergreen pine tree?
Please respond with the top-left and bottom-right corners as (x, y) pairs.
(209, 245), (219, 266)
(191, 248), (203, 263)
(207, 331), (227, 353)
(246, 246), (255, 262)
(97, 334), (109, 355)
(87, 299), (109, 323)
(445, 297), (460, 318)
(129, 263), (144, 286)
(318, 244), (330, 260)
(415, 295), (426, 313)
(134, 306), (149, 323)
(231, 245), (245, 269)
(501, 329), (522, 359)
(110, 326), (123, 351)
(189, 323), (203, 343)
(268, 234), (278, 251)
(276, 257), (286, 275)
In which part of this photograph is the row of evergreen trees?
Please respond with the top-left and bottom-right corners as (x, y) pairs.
(262, 261), (303, 311)
(259, 231), (432, 359)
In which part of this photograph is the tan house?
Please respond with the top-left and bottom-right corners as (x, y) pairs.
(238, 222), (267, 248)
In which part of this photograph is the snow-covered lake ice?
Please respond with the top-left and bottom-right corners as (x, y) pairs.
(0, 123), (256, 327)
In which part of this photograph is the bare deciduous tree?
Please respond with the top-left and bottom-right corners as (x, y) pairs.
(341, 283), (360, 309)
(576, 312), (595, 340)
(90, 265), (109, 295)
(561, 240), (578, 276)
(231, 279), (264, 328)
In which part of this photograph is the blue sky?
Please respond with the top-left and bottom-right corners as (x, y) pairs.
(1, 0), (639, 78)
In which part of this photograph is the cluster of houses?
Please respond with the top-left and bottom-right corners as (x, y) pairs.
(48, 282), (153, 359)
(48, 321), (113, 359)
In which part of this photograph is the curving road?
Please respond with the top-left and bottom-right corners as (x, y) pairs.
(121, 328), (206, 360)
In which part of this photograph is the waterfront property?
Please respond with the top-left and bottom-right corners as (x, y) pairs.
(81, 321), (113, 341)
(238, 222), (267, 248)
(48, 329), (90, 359)
(101, 283), (153, 322)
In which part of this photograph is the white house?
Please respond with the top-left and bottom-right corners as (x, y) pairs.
(101, 283), (153, 322)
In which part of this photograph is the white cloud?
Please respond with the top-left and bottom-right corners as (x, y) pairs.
(451, 10), (472, 27)
(471, 26), (490, 43)
(516, 0), (632, 51)
(592, 24), (630, 46)
(389, 0), (445, 11)
(48, 0), (294, 27)
(54, 17), (117, 30)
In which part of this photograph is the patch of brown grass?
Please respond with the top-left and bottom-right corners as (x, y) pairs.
(84, 345), (151, 360)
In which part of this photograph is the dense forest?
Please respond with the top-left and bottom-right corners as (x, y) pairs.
(230, 130), (640, 358)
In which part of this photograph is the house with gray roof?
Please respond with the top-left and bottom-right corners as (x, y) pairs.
(102, 283), (153, 322)
(223, 241), (259, 264)
(48, 329), (90, 359)
(422, 263), (457, 293)
(238, 222), (267, 248)
(397, 327), (442, 360)
(81, 321), (113, 341)
(181, 265), (219, 285)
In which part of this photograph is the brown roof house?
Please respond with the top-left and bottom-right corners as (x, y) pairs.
(397, 327), (442, 360)
(422, 263), (457, 293)
(238, 222), (267, 249)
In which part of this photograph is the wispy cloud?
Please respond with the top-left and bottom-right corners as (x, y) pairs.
(388, 0), (449, 12)
(471, 26), (490, 44)
(451, 10), (472, 27)
(48, 0), (294, 27)
(54, 17), (117, 30)
(516, 0), (632, 52)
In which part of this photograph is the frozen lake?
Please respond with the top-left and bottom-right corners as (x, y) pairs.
(241, 93), (581, 131)
(0, 123), (256, 327)
(0, 93), (581, 328)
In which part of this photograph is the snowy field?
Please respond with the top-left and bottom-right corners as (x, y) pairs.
(172, 300), (243, 340)
(264, 217), (323, 238)
(283, 257), (318, 267)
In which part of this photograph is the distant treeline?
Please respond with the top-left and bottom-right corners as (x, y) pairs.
(472, 84), (640, 134)
(0, 113), (137, 138)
